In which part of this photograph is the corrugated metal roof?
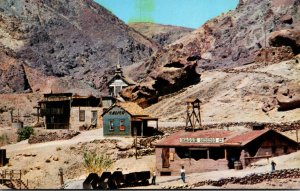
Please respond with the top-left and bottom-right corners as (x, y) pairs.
(155, 129), (273, 147)
(225, 129), (269, 146)
(155, 130), (238, 147)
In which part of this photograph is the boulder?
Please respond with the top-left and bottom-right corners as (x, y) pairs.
(276, 84), (300, 111)
(116, 141), (132, 151)
(262, 97), (278, 112)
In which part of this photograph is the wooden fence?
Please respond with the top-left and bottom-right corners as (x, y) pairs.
(0, 170), (28, 189)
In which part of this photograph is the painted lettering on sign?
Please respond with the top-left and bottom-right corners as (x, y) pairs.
(179, 138), (224, 143)
(109, 111), (125, 115)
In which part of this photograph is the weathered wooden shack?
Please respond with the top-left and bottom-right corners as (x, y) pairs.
(155, 129), (298, 175)
(39, 93), (72, 129)
(102, 102), (158, 137)
(39, 93), (116, 130)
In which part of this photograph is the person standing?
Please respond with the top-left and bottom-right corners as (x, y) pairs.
(180, 166), (186, 183)
(151, 170), (156, 185)
(271, 160), (276, 172)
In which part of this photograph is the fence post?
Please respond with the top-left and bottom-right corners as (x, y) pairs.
(10, 170), (12, 183)
(19, 170), (22, 189)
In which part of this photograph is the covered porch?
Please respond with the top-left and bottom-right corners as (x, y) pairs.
(131, 116), (159, 137)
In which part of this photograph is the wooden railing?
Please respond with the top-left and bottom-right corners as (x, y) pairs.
(0, 170), (28, 189)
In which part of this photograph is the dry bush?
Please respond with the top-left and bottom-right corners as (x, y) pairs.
(83, 150), (114, 175)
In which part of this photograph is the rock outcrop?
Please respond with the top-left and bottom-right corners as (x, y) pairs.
(0, 0), (158, 94)
(269, 29), (300, 54)
(0, 46), (32, 93)
(121, 61), (200, 107)
(262, 83), (300, 112)
(123, 0), (300, 107)
(28, 130), (80, 144)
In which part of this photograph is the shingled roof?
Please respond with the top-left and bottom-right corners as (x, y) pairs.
(102, 101), (149, 117)
(116, 102), (148, 116)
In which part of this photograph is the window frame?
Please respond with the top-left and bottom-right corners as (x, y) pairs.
(79, 110), (85, 122)
(109, 120), (114, 131)
(119, 119), (125, 131)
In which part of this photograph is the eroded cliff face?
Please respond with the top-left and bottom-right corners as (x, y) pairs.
(0, 0), (158, 94)
(0, 46), (31, 93)
(123, 0), (300, 107)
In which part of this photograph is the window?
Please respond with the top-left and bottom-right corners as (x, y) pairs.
(120, 120), (125, 131)
(79, 110), (85, 122)
(109, 120), (114, 131)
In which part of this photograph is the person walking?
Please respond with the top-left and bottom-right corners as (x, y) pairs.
(151, 170), (156, 185)
(180, 166), (186, 183)
(271, 160), (276, 172)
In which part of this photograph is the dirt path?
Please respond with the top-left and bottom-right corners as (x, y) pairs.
(64, 150), (300, 189)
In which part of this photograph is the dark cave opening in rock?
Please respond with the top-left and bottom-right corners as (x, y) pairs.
(164, 62), (184, 68)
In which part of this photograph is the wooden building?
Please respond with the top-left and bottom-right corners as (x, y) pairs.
(102, 102), (158, 137)
(155, 129), (298, 175)
(39, 93), (72, 129)
(39, 93), (116, 130)
(70, 94), (103, 130)
(107, 64), (135, 97)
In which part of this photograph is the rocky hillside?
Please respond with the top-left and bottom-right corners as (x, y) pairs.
(145, 56), (300, 123)
(0, 0), (158, 94)
(129, 22), (194, 46)
(122, 0), (300, 107)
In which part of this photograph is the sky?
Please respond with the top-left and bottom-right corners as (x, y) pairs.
(95, 0), (239, 29)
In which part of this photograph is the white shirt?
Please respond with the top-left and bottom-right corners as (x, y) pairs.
(180, 169), (185, 173)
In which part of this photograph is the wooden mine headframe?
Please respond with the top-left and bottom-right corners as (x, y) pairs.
(185, 98), (202, 131)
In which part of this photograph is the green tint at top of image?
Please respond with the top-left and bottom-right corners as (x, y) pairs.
(95, 0), (239, 28)
(128, 0), (155, 23)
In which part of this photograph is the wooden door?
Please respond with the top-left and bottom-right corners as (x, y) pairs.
(162, 148), (170, 168)
(91, 111), (97, 126)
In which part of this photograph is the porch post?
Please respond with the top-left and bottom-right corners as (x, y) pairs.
(224, 148), (227, 159)
(141, 120), (144, 137)
(207, 149), (210, 159)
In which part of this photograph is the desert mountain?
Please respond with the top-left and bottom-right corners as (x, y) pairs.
(122, 0), (300, 108)
(129, 22), (194, 46)
(0, 0), (158, 94)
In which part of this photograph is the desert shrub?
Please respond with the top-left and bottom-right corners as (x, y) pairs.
(83, 150), (114, 175)
(0, 134), (8, 146)
(17, 126), (34, 141)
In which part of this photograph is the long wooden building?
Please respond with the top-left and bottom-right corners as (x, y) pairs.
(155, 129), (298, 175)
